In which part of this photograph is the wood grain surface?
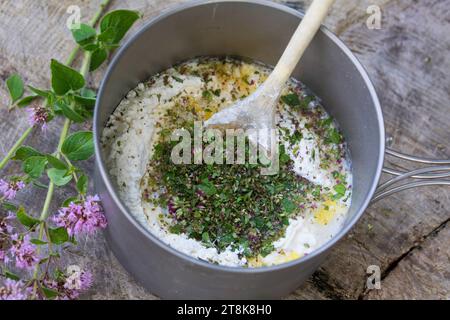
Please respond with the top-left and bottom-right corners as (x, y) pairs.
(0, 0), (449, 300)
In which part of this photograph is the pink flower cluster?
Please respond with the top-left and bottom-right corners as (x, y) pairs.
(0, 179), (25, 200)
(0, 279), (30, 300)
(44, 269), (93, 300)
(0, 213), (14, 235)
(0, 270), (93, 300)
(9, 234), (39, 270)
(0, 194), (104, 300)
(0, 212), (15, 264)
(53, 195), (107, 236)
(27, 105), (49, 130)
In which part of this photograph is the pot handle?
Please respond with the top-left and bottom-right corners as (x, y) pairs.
(371, 144), (450, 203)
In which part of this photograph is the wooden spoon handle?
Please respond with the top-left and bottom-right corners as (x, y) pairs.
(265, 0), (335, 90)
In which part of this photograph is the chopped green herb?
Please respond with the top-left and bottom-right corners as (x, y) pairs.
(281, 198), (296, 214)
(136, 57), (351, 261)
(299, 96), (313, 109)
(197, 178), (217, 196)
(172, 75), (184, 83)
(202, 90), (213, 102)
(202, 232), (210, 243)
(281, 93), (312, 110)
(281, 93), (300, 108)
(289, 130), (303, 144)
(144, 124), (313, 257)
(332, 183), (346, 199)
(326, 128), (342, 145)
(319, 117), (333, 127)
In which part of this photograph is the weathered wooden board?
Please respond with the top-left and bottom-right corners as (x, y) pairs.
(0, 0), (449, 300)
(365, 220), (450, 299)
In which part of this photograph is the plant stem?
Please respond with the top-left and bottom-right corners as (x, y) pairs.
(80, 51), (93, 78)
(89, 0), (112, 26)
(0, 0), (111, 173)
(30, 1), (111, 297)
(39, 119), (71, 223)
(0, 127), (33, 170)
(65, 0), (111, 66)
(31, 119), (70, 293)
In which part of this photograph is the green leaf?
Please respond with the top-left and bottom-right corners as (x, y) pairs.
(73, 94), (96, 107)
(2, 201), (18, 212)
(201, 232), (210, 243)
(289, 130), (303, 144)
(300, 96), (313, 109)
(279, 145), (291, 165)
(4, 270), (20, 281)
(319, 117), (333, 128)
(12, 146), (43, 161)
(97, 26), (117, 44)
(16, 206), (40, 228)
(61, 131), (94, 161)
(6, 74), (24, 103)
(281, 93), (300, 108)
(172, 75), (184, 83)
(56, 100), (85, 122)
(16, 95), (39, 108)
(28, 85), (52, 98)
(202, 90), (213, 102)
(76, 174), (88, 195)
(30, 239), (47, 245)
(42, 286), (59, 299)
(169, 224), (182, 234)
(23, 156), (48, 179)
(197, 179), (217, 196)
(75, 105), (93, 120)
(99, 10), (140, 44)
(260, 243), (275, 257)
(50, 59), (85, 95)
(334, 184), (346, 194)
(62, 196), (78, 207)
(326, 128), (342, 145)
(47, 168), (72, 186)
(79, 88), (96, 98)
(82, 43), (100, 52)
(103, 43), (120, 51)
(48, 227), (69, 245)
(46, 155), (67, 170)
(71, 23), (97, 46)
(33, 181), (49, 189)
(332, 183), (347, 200)
(281, 198), (296, 214)
(89, 47), (108, 71)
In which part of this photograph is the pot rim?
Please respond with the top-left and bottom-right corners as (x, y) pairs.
(93, 0), (386, 274)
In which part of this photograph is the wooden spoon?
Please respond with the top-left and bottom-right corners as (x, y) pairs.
(204, 0), (335, 148)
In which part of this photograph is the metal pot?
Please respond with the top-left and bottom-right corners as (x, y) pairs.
(93, 0), (450, 299)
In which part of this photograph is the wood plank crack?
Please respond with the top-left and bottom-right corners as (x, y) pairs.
(358, 216), (450, 299)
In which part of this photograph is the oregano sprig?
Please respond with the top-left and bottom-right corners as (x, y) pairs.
(71, 9), (141, 71)
(0, 5), (140, 171)
(0, 1), (141, 300)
